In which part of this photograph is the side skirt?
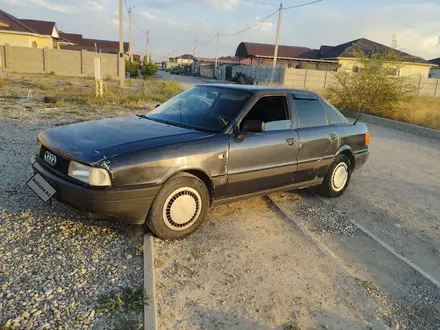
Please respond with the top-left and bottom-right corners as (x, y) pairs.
(211, 178), (323, 206)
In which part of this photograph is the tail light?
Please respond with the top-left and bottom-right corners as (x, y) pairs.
(365, 132), (370, 146)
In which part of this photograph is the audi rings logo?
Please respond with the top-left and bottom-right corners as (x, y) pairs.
(44, 151), (57, 166)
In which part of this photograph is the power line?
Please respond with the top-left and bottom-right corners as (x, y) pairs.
(284, 0), (323, 10)
(283, 7), (319, 46)
(221, 8), (280, 36)
(199, 33), (218, 46)
(131, 11), (146, 33)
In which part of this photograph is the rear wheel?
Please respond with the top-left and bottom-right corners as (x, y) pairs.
(318, 154), (351, 198)
(146, 173), (209, 240)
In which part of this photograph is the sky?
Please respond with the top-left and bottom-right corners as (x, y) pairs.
(2, 0), (440, 61)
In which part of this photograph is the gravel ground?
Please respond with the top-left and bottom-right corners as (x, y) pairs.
(271, 190), (440, 329)
(154, 197), (390, 330)
(327, 122), (440, 281)
(0, 118), (144, 329)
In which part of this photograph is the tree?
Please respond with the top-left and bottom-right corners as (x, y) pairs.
(125, 60), (141, 78)
(327, 41), (414, 115)
(140, 62), (159, 79)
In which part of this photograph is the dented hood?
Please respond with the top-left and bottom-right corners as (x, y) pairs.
(38, 116), (210, 163)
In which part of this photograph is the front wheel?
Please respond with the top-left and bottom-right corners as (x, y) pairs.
(318, 154), (351, 198)
(146, 172), (210, 240)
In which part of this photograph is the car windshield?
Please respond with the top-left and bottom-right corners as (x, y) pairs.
(146, 86), (252, 132)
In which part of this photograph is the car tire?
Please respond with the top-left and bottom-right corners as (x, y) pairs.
(318, 154), (351, 198)
(146, 172), (210, 240)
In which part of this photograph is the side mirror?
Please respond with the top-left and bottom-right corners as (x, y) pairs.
(243, 120), (265, 133)
(155, 104), (160, 108)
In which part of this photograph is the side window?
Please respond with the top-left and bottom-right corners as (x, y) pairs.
(242, 96), (290, 131)
(318, 97), (349, 124)
(293, 97), (330, 129)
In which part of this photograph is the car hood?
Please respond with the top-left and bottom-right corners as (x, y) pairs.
(38, 116), (210, 163)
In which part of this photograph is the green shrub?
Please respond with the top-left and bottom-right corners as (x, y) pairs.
(125, 60), (141, 78)
(140, 62), (159, 79)
(326, 45), (414, 115)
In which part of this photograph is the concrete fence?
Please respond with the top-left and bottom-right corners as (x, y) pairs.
(232, 65), (286, 84)
(231, 65), (440, 98)
(0, 44), (123, 78)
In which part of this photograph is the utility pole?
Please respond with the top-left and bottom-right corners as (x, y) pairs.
(215, 32), (219, 78)
(118, 0), (124, 87)
(193, 38), (198, 58)
(146, 30), (151, 63)
(128, 6), (133, 62)
(271, 3), (283, 83)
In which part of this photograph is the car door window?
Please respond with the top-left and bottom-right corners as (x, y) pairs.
(293, 96), (331, 128)
(242, 96), (290, 131)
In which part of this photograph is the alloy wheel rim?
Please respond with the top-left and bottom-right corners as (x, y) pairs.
(162, 187), (202, 231)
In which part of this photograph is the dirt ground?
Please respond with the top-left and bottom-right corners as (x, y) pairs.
(154, 197), (390, 330)
(1, 72), (439, 329)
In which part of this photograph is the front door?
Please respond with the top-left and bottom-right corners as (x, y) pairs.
(291, 93), (340, 182)
(226, 95), (299, 197)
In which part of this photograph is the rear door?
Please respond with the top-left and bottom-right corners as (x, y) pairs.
(226, 93), (299, 197)
(291, 92), (340, 183)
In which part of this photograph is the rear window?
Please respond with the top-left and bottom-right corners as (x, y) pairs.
(319, 97), (349, 124)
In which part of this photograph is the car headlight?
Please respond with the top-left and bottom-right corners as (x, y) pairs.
(35, 140), (42, 156)
(68, 161), (111, 187)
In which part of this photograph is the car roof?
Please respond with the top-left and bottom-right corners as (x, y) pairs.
(196, 83), (316, 95)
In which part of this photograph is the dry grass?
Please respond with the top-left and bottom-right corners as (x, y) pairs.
(0, 73), (184, 124)
(83, 80), (184, 108)
(321, 88), (440, 130)
(392, 97), (440, 130)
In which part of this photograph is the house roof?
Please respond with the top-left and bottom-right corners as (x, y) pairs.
(235, 42), (311, 59)
(20, 19), (57, 36)
(318, 38), (427, 64)
(80, 38), (129, 53)
(0, 9), (37, 33)
(59, 32), (83, 44)
(428, 57), (440, 65)
(180, 54), (194, 59)
(60, 38), (129, 53)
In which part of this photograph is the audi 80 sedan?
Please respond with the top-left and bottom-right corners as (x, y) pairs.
(30, 85), (370, 239)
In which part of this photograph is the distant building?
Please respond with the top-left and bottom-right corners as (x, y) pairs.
(168, 54), (194, 65)
(59, 33), (129, 55)
(235, 38), (433, 77)
(235, 42), (312, 66)
(428, 57), (440, 78)
(301, 38), (432, 77)
(0, 10), (59, 49)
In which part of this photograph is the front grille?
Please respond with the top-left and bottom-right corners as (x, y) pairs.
(39, 146), (70, 175)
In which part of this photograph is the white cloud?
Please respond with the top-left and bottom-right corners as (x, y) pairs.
(205, 0), (240, 11)
(28, 0), (77, 13)
(141, 12), (159, 21)
(83, 1), (106, 12)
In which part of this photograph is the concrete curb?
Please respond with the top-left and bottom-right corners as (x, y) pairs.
(144, 234), (158, 330)
(359, 113), (440, 140)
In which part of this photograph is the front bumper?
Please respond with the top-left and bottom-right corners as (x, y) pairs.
(32, 160), (161, 224)
(353, 150), (369, 171)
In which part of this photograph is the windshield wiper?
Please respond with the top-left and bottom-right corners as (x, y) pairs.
(136, 114), (148, 119)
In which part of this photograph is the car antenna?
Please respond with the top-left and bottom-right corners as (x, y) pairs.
(353, 107), (366, 125)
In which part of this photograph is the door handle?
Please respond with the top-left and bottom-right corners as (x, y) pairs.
(286, 138), (297, 146)
(329, 133), (338, 140)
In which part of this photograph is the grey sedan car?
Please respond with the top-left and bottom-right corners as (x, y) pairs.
(31, 85), (369, 239)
